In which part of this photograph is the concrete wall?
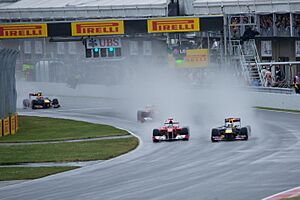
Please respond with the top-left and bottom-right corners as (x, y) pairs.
(251, 91), (300, 110)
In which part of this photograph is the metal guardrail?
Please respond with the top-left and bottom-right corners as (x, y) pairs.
(248, 86), (295, 94)
(0, 48), (19, 119)
(191, 83), (295, 94)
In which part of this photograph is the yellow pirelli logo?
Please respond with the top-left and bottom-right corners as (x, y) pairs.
(71, 21), (124, 36)
(3, 117), (9, 136)
(15, 113), (19, 131)
(0, 24), (47, 39)
(148, 18), (200, 33)
(10, 116), (16, 135)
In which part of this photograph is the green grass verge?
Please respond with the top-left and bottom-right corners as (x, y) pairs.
(283, 197), (300, 200)
(255, 106), (300, 113)
(0, 116), (129, 143)
(0, 138), (138, 165)
(0, 166), (79, 181)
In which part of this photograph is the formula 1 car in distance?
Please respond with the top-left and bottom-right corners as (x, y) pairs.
(152, 118), (190, 143)
(23, 92), (60, 109)
(137, 105), (157, 123)
(211, 118), (251, 142)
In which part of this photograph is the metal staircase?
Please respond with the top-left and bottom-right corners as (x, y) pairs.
(242, 39), (265, 86)
(229, 39), (264, 86)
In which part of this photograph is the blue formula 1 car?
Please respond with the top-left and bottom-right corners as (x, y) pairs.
(211, 118), (251, 142)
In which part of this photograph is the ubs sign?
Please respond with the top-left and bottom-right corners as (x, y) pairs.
(86, 38), (121, 49)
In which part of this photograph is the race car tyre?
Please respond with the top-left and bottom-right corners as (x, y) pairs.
(23, 99), (30, 108)
(153, 129), (161, 136)
(181, 127), (189, 135)
(152, 129), (161, 143)
(211, 128), (219, 142)
(240, 127), (248, 140)
(52, 98), (60, 108)
(152, 137), (160, 143)
(181, 127), (190, 141)
(137, 111), (145, 122)
(246, 125), (251, 136)
(31, 100), (37, 109)
(52, 98), (59, 104)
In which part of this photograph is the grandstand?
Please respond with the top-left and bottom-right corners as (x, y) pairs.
(188, 0), (300, 89)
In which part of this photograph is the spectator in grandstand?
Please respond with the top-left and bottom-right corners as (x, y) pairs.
(210, 39), (219, 61)
(264, 68), (272, 87)
(296, 72), (300, 82)
(211, 39), (219, 50)
(275, 14), (290, 36)
(275, 66), (283, 82)
(261, 66), (267, 76)
(231, 17), (240, 38)
(260, 15), (273, 36)
(241, 26), (260, 44)
(293, 72), (300, 93)
(271, 65), (286, 87)
(242, 16), (249, 24)
(294, 14), (300, 36)
(196, 38), (203, 48)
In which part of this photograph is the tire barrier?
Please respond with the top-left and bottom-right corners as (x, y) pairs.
(0, 113), (18, 137)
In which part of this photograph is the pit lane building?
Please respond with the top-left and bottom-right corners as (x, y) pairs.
(0, 0), (299, 86)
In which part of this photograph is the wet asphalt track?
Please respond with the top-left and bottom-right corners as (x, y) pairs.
(1, 97), (300, 200)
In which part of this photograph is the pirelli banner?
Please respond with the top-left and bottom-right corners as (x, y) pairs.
(0, 17), (222, 39)
(0, 24), (48, 39)
(0, 114), (18, 137)
(148, 18), (200, 33)
(170, 49), (209, 68)
(10, 115), (16, 135)
(15, 113), (19, 131)
(184, 49), (208, 67)
(71, 21), (124, 36)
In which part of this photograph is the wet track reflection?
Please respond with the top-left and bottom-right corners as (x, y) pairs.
(2, 97), (300, 200)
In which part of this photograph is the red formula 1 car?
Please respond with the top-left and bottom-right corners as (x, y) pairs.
(152, 118), (190, 143)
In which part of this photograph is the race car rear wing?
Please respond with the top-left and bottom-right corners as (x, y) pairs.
(29, 92), (42, 97)
(225, 118), (241, 123)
